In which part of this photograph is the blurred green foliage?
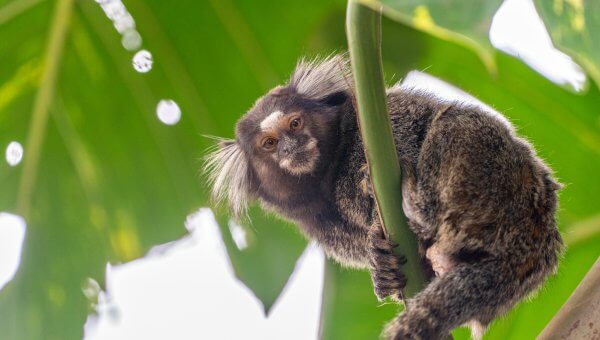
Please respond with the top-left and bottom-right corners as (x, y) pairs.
(359, 0), (503, 73)
(0, 0), (598, 339)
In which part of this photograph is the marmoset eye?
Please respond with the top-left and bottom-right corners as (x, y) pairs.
(262, 137), (278, 150)
(290, 117), (302, 131)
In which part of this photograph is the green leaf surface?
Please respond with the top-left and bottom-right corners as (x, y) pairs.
(216, 208), (306, 312)
(535, 0), (600, 87)
(320, 260), (398, 340)
(0, 0), (331, 338)
(359, 0), (503, 73)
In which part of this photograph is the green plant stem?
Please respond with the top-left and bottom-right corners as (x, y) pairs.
(346, 1), (427, 298)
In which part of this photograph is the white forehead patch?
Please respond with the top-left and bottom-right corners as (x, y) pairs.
(260, 111), (284, 131)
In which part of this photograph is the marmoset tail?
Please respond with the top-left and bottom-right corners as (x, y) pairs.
(205, 54), (563, 339)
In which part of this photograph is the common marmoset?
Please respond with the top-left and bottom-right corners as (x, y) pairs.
(205, 55), (563, 339)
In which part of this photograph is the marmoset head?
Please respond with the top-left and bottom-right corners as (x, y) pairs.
(205, 54), (353, 216)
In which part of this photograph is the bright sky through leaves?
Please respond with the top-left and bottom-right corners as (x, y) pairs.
(0, 213), (26, 291)
(84, 209), (324, 340)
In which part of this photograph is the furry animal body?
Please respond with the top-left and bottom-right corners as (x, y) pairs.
(205, 55), (563, 339)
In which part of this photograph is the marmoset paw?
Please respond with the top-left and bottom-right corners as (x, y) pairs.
(360, 163), (374, 198)
(368, 225), (407, 301)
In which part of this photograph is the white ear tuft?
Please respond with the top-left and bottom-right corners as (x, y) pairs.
(290, 54), (352, 100)
(204, 138), (250, 218)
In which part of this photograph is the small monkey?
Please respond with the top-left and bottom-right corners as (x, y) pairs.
(205, 55), (563, 339)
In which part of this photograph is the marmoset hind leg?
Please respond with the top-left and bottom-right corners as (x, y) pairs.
(385, 259), (522, 339)
(383, 245), (556, 340)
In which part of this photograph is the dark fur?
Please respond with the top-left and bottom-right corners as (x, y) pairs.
(206, 55), (563, 339)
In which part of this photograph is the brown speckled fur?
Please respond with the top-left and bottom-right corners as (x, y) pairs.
(206, 55), (563, 339)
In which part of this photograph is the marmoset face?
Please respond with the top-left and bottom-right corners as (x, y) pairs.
(236, 87), (346, 177)
(205, 55), (351, 215)
(254, 110), (318, 175)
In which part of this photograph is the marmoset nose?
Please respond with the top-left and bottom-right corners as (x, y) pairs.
(280, 136), (297, 156)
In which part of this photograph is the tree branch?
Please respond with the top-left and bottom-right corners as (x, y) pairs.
(538, 257), (600, 339)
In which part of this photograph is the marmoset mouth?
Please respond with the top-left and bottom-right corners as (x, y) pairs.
(279, 143), (319, 175)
